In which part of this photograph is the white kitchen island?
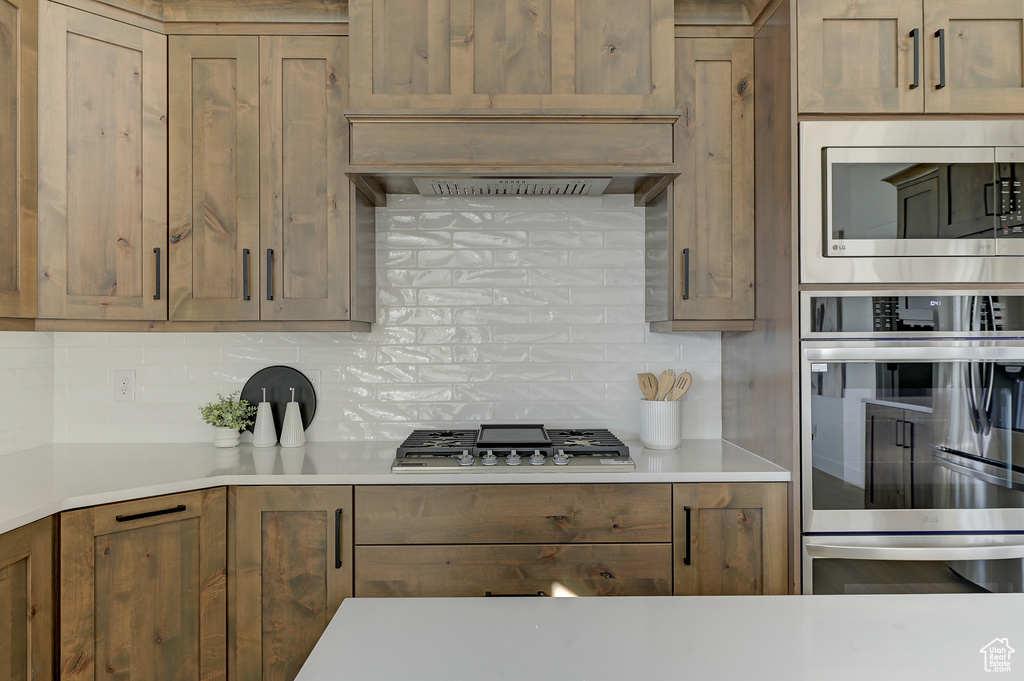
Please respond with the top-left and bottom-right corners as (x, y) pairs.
(295, 594), (1023, 681)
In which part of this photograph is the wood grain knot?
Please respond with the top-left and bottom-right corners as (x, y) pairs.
(599, 571), (615, 579)
(737, 79), (748, 96)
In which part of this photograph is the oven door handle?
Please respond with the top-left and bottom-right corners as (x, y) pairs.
(805, 539), (1024, 562)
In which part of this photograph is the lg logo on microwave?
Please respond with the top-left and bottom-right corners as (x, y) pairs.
(922, 516), (940, 524)
(831, 244), (846, 251)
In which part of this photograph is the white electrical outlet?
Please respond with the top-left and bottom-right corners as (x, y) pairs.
(113, 370), (135, 402)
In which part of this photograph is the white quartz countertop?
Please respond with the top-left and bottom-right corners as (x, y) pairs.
(0, 439), (788, 535)
(296, 594), (1024, 681)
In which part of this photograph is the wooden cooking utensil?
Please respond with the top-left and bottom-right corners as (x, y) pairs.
(637, 373), (658, 401)
(655, 369), (676, 401)
(665, 372), (692, 401)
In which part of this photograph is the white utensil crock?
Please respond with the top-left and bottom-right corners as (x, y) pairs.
(640, 399), (682, 450)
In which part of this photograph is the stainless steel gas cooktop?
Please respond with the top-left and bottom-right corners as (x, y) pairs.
(391, 424), (634, 473)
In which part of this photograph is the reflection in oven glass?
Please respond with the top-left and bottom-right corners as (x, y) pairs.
(813, 559), (989, 595)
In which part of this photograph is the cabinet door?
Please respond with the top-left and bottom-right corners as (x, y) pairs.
(232, 486), (352, 681)
(797, 0), (922, 113)
(924, 0), (1024, 113)
(168, 36), (260, 321)
(37, 1), (167, 320)
(260, 37), (352, 321)
(0, 0), (36, 319)
(673, 483), (788, 595)
(671, 38), (754, 323)
(354, 544), (672, 597)
(60, 489), (227, 681)
(348, 0), (674, 112)
(0, 518), (53, 681)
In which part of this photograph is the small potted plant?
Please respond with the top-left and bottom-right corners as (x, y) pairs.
(199, 391), (256, 448)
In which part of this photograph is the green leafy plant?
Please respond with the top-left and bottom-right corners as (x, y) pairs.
(199, 391), (256, 430)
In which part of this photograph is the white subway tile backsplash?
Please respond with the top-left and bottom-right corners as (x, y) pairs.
(0, 195), (724, 447)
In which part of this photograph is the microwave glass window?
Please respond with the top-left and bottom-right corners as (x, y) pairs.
(808, 361), (1024, 512)
(830, 163), (998, 241)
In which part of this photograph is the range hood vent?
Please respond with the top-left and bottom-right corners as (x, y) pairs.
(412, 177), (612, 197)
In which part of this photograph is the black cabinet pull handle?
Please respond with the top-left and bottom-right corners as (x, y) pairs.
(116, 504), (186, 523)
(485, 591), (546, 597)
(153, 247), (161, 300)
(242, 249), (251, 301)
(266, 249), (274, 301)
(683, 505), (692, 566)
(682, 248), (690, 301)
(335, 508), (343, 569)
(895, 418), (903, 448)
(934, 29), (946, 89)
(910, 28), (920, 89)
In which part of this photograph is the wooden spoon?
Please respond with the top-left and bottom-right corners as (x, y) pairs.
(655, 369), (676, 401)
(665, 372), (692, 401)
(637, 373), (658, 401)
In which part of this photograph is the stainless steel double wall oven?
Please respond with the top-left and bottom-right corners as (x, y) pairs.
(799, 119), (1024, 594)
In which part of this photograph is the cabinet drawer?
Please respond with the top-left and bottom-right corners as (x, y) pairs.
(354, 484), (672, 544)
(354, 544), (672, 597)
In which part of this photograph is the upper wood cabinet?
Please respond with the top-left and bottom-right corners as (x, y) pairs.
(231, 486), (353, 681)
(0, 517), (53, 681)
(348, 0), (675, 112)
(673, 482), (788, 596)
(169, 35), (373, 324)
(798, 0), (1024, 114)
(59, 488), (227, 681)
(37, 1), (167, 320)
(0, 0), (36, 320)
(646, 38), (754, 332)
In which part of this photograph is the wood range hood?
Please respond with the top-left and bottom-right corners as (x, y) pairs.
(345, 112), (681, 208)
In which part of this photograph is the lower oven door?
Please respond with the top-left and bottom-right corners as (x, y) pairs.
(803, 534), (1024, 594)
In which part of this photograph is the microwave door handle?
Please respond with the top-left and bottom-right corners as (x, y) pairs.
(805, 540), (1024, 562)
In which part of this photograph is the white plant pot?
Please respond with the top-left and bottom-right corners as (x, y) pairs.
(213, 426), (241, 448)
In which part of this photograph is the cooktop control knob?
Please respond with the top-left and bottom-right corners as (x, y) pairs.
(552, 449), (570, 466)
(505, 451), (522, 466)
(481, 451), (498, 466)
(457, 450), (474, 466)
(529, 450), (545, 465)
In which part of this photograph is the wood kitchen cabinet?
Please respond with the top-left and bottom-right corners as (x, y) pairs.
(348, 0), (675, 112)
(36, 0), (167, 321)
(673, 482), (788, 595)
(169, 35), (373, 325)
(646, 38), (754, 332)
(59, 489), (227, 681)
(354, 484), (673, 597)
(230, 486), (353, 681)
(865, 403), (935, 510)
(0, 0), (36, 322)
(0, 517), (53, 681)
(798, 0), (1024, 114)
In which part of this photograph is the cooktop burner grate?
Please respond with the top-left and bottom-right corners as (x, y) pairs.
(393, 424), (633, 473)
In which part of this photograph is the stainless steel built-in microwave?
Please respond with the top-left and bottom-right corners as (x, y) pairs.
(800, 121), (1024, 284)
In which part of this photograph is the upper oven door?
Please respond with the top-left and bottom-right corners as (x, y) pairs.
(800, 120), (1024, 284)
(802, 340), (1024, 533)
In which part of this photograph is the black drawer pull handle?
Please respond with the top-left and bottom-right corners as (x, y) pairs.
(934, 28), (946, 89)
(485, 591), (547, 597)
(335, 508), (343, 569)
(682, 248), (690, 300)
(910, 28), (920, 89)
(115, 504), (186, 523)
(242, 248), (251, 301)
(266, 249), (274, 301)
(153, 247), (161, 300)
(683, 505), (692, 566)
